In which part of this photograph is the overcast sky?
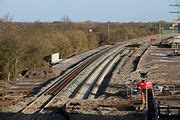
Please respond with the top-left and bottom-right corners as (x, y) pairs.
(0, 0), (177, 22)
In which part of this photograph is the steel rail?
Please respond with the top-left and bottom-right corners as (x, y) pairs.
(13, 46), (113, 120)
(71, 47), (127, 99)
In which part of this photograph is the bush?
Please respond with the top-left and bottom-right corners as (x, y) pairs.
(0, 21), (156, 80)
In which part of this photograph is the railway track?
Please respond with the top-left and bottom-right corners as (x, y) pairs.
(13, 45), (130, 119)
(44, 47), (113, 96)
(13, 35), (172, 119)
(13, 46), (114, 120)
(70, 47), (129, 99)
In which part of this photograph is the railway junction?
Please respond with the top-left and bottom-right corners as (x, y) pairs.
(0, 34), (180, 120)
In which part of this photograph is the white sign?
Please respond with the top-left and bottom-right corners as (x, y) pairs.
(51, 53), (60, 64)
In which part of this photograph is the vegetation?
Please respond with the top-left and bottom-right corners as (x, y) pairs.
(162, 29), (173, 34)
(0, 18), (158, 80)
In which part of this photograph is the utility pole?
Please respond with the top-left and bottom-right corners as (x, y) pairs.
(173, 23), (175, 38)
(159, 22), (162, 42)
(107, 21), (110, 41)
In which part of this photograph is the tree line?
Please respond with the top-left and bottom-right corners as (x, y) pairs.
(0, 19), (158, 81)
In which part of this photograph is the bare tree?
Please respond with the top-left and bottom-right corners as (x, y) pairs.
(60, 16), (72, 31)
(2, 13), (13, 22)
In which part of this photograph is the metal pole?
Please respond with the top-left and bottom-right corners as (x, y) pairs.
(107, 21), (110, 41)
(167, 105), (170, 120)
(130, 82), (133, 100)
(173, 23), (175, 39)
(158, 103), (160, 120)
(146, 83), (148, 120)
(173, 85), (175, 95)
(159, 23), (162, 42)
